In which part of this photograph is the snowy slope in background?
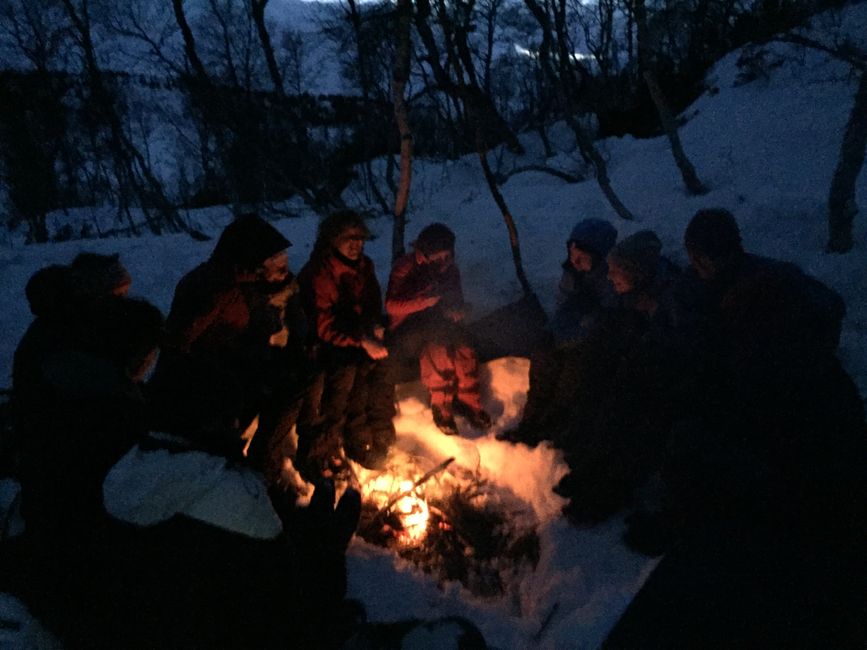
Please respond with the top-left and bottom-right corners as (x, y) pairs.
(0, 5), (866, 647)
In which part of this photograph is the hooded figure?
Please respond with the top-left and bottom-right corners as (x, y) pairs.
(157, 213), (303, 481)
(164, 212), (291, 356)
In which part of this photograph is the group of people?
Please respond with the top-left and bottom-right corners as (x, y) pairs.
(1, 205), (865, 647)
(501, 209), (867, 647)
(0, 210), (492, 648)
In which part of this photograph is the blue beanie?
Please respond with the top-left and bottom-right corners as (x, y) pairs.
(567, 219), (618, 259)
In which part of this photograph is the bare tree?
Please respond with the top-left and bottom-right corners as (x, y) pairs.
(250, 0), (283, 96)
(62, 0), (189, 236)
(391, 0), (413, 260)
(279, 28), (307, 95)
(413, 0), (537, 294)
(0, 0), (69, 74)
(413, 0), (524, 155)
(828, 69), (867, 253)
(772, 29), (867, 252)
(632, 0), (707, 195)
(524, 0), (634, 220)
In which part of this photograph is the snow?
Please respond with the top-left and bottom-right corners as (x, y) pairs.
(2, 3), (867, 647)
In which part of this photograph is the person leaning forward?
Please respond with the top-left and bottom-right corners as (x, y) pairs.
(386, 223), (491, 436)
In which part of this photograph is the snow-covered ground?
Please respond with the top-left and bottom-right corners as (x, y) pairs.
(1, 4), (866, 647)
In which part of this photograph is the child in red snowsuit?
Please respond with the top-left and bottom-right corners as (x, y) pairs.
(386, 223), (491, 435)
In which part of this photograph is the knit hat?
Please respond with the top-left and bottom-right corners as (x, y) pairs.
(567, 219), (618, 260)
(69, 253), (132, 297)
(414, 223), (456, 256)
(608, 230), (662, 286)
(211, 213), (291, 273)
(684, 208), (743, 261)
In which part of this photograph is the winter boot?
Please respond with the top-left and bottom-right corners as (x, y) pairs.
(432, 406), (459, 436)
(454, 401), (492, 431)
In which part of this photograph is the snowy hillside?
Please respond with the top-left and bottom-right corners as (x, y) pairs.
(1, 4), (866, 647)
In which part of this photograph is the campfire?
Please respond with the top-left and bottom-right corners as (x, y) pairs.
(360, 472), (434, 545)
(357, 456), (452, 547)
(354, 453), (540, 597)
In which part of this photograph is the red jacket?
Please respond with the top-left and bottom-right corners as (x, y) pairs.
(386, 253), (463, 331)
(165, 262), (250, 354)
(299, 253), (383, 348)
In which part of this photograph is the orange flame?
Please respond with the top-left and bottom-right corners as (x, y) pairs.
(361, 474), (431, 545)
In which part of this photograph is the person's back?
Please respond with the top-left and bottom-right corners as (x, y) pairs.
(12, 255), (133, 461)
(18, 295), (162, 542)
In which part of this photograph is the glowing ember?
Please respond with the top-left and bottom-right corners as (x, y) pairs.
(393, 481), (430, 544)
(360, 474), (432, 545)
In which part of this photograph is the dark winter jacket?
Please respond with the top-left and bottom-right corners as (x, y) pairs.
(548, 261), (616, 345)
(385, 253), (464, 332)
(299, 252), (383, 349)
(12, 266), (84, 467)
(165, 261), (253, 354)
(18, 348), (145, 540)
(712, 254), (845, 359)
(164, 214), (291, 356)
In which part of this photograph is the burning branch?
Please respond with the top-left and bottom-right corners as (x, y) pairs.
(378, 456), (455, 516)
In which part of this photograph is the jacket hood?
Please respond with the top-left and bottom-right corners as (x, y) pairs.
(210, 213), (291, 273)
(567, 219), (618, 259)
(103, 438), (283, 540)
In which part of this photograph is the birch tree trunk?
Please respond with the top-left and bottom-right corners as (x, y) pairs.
(634, 0), (708, 195)
(523, 0), (634, 220)
(478, 147), (533, 296)
(391, 0), (413, 261)
(250, 0), (284, 97)
(828, 70), (867, 253)
(63, 0), (188, 236)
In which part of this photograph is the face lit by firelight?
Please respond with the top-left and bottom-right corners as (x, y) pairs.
(607, 258), (634, 294)
(334, 226), (367, 261)
(568, 243), (593, 273)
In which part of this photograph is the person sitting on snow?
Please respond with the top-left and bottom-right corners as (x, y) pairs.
(97, 356), (362, 648)
(12, 253), (133, 433)
(157, 212), (310, 486)
(385, 223), (492, 436)
(499, 218), (617, 446)
(554, 230), (696, 524)
(297, 210), (396, 475)
(3, 295), (164, 646)
(16, 293), (162, 544)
